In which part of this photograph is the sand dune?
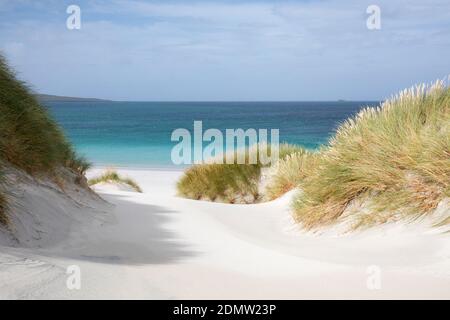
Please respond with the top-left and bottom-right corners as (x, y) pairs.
(0, 167), (449, 299)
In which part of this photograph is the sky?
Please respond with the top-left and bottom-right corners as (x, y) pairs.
(0, 0), (449, 101)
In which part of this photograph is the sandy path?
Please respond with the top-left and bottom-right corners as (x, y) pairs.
(1, 168), (449, 299)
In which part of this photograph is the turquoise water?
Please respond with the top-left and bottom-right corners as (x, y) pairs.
(46, 101), (376, 167)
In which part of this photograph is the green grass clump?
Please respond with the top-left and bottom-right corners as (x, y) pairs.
(265, 149), (319, 200)
(0, 54), (89, 224)
(0, 55), (87, 175)
(293, 81), (450, 229)
(177, 143), (304, 203)
(65, 153), (91, 175)
(89, 170), (142, 193)
(177, 163), (261, 203)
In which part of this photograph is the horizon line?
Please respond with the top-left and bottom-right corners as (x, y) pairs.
(37, 93), (382, 103)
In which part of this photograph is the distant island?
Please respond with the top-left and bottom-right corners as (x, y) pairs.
(36, 93), (111, 102)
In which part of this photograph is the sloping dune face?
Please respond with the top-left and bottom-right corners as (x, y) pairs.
(0, 166), (106, 247)
(0, 54), (91, 227)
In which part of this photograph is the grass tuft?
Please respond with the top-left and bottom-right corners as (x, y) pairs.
(265, 148), (319, 200)
(88, 170), (143, 193)
(65, 152), (91, 176)
(177, 143), (305, 203)
(0, 54), (89, 224)
(292, 81), (450, 229)
(0, 54), (86, 175)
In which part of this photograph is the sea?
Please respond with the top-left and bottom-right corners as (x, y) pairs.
(46, 101), (377, 168)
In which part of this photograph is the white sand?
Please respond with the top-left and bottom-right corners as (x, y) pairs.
(0, 167), (449, 299)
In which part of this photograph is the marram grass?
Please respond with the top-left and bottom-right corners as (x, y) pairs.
(265, 149), (319, 200)
(177, 80), (449, 229)
(293, 81), (450, 229)
(89, 170), (143, 193)
(176, 143), (304, 203)
(0, 54), (89, 224)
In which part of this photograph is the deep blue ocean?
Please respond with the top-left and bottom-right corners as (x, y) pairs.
(46, 101), (376, 167)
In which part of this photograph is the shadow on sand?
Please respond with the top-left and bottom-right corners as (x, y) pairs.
(40, 192), (200, 266)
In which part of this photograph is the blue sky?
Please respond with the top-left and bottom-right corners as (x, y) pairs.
(0, 0), (449, 101)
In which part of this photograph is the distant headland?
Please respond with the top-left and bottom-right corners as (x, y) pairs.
(36, 93), (111, 102)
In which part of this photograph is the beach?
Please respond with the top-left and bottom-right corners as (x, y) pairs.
(1, 167), (449, 299)
(1, 0), (449, 303)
